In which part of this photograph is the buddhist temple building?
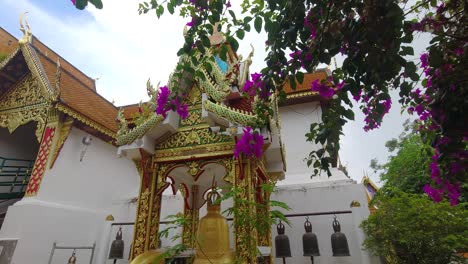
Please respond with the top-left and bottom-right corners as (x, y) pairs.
(0, 20), (381, 264)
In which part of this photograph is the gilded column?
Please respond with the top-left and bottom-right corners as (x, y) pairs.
(233, 158), (258, 263)
(148, 163), (168, 251)
(182, 185), (199, 248)
(130, 151), (154, 259)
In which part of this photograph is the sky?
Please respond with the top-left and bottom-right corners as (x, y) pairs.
(0, 0), (425, 185)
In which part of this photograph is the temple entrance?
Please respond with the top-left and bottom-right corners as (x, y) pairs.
(0, 121), (40, 228)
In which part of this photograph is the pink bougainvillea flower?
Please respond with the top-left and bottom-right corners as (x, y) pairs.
(234, 127), (264, 158)
(226, 1), (231, 8)
(423, 184), (443, 203)
(186, 17), (195, 27)
(171, 98), (189, 120)
(420, 53), (429, 68)
(71, 0), (76, 5)
(155, 86), (171, 117)
(310, 79), (335, 99)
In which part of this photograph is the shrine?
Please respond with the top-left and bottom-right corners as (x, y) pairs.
(115, 26), (285, 263)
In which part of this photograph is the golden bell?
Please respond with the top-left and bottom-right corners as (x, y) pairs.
(193, 189), (234, 264)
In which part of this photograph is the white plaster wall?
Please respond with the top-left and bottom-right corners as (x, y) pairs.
(278, 102), (351, 185)
(0, 127), (140, 264)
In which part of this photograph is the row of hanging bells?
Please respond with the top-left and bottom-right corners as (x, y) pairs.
(275, 215), (350, 261)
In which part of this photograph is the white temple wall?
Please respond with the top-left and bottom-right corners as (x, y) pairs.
(0, 127), (140, 264)
(278, 101), (351, 185)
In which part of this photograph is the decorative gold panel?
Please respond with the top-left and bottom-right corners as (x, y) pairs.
(0, 74), (47, 111)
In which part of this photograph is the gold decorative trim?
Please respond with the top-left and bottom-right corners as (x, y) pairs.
(154, 142), (234, 162)
(20, 43), (58, 101)
(49, 116), (74, 169)
(56, 104), (115, 139)
(0, 47), (20, 70)
(286, 91), (318, 100)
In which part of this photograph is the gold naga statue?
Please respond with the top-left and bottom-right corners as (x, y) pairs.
(193, 185), (234, 264)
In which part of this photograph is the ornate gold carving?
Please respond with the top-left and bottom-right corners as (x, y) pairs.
(187, 161), (200, 177)
(180, 109), (203, 127)
(156, 128), (232, 150)
(154, 142), (234, 162)
(0, 75), (47, 111)
(49, 116), (74, 169)
(132, 188), (150, 258)
(0, 107), (48, 142)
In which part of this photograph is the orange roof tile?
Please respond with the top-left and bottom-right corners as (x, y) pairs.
(0, 28), (18, 55)
(31, 36), (96, 91)
(282, 71), (329, 95)
(35, 47), (118, 133)
(121, 103), (141, 120)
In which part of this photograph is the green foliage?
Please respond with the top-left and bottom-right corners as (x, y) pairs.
(361, 191), (468, 264)
(377, 133), (432, 194)
(371, 124), (468, 201)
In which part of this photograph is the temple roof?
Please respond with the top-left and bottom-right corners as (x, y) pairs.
(282, 69), (330, 105)
(0, 27), (118, 140)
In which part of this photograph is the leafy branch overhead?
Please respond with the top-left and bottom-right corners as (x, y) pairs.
(75, 0), (467, 204)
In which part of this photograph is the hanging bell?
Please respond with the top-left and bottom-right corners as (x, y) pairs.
(275, 221), (292, 258)
(67, 250), (77, 264)
(109, 227), (125, 260)
(303, 217), (320, 257)
(331, 216), (350, 257)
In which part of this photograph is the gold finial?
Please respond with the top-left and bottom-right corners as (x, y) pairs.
(19, 12), (32, 45)
(105, 214), (115, 221)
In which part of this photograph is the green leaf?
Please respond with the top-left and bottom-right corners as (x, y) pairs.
(289, 77), (296, 90)
(228, 10), (237, 22)
(254, 17), (262, 33)
(227, 36), (239, 52)
(400, 46), (414, 56)
(89, 0), (103, 9)
(75, 0), (88, 10)
(167, 2), (174, 14)
(236, 29), (245, 40)
(296, 72), (304, 84)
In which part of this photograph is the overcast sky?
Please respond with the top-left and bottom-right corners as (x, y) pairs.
(1, 0), (428, 185)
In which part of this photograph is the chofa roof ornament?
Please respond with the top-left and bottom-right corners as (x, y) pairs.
(19, 12), (33, 45)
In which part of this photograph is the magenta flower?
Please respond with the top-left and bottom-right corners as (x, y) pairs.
(172, 99), (189, 120)
(420, 53), (429, 68)
(310, 79), (335, 99)
(71, 0), (76, 5)
(382, 98), (392, 114)
(423, 184), (443, 203)
(186, 17), (195, 27)
(352, 89), (362, 102)
(155, 86), (171, 117)
(455, 47), (464, 56)
(234, 127), (264, 158)
(226, 1), (231, 8)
